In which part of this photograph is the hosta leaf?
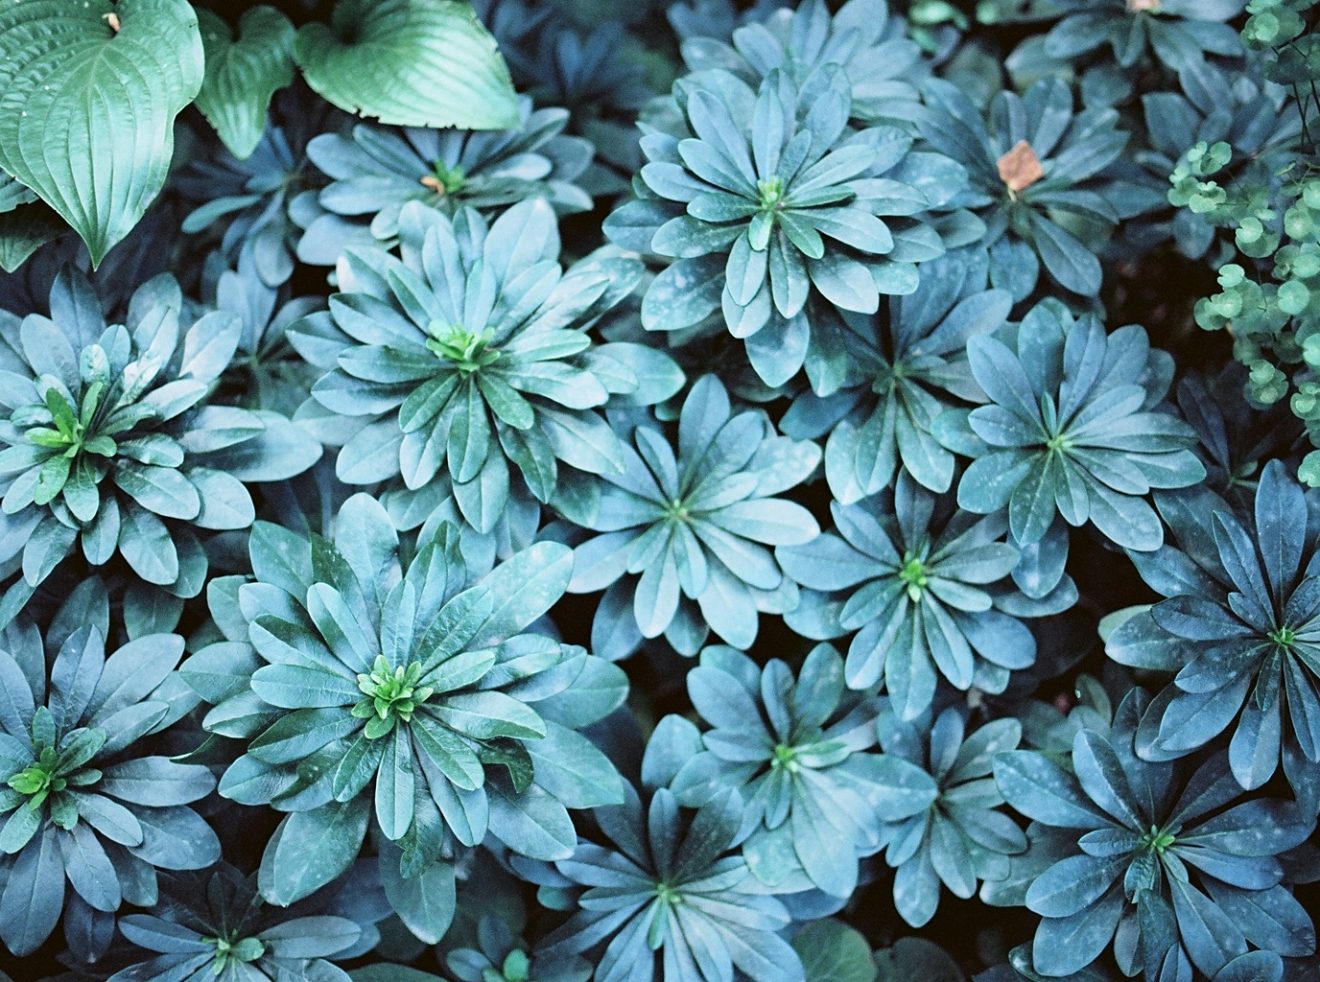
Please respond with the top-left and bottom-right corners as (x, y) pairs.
(0, 0), (205, 266)
(293, 0), (518, 130)
(195, 7), (296, 160)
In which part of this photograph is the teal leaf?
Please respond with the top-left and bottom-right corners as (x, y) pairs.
(293, 0), (518, 130)
(195, 7), (296, 160)
(260, 798), (370, 906)
(793, 919), (878, 982)
(0, 0), (205, 266)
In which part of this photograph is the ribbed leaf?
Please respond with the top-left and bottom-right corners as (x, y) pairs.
(195, 7), (295, 160)
(293, 0), (517, 129)
(0, 0), (204, 265)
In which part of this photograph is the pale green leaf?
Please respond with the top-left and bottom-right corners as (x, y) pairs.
(293, 0), (518, 130)
(0, 0), (205, 266)
(195, 7), (296, 160)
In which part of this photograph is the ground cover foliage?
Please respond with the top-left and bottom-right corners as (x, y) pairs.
(0, 0), (1318, 979)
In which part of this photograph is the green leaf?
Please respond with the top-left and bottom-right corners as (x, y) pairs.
(0, 829), (63, 956)
(250, 664), (359, 709)
(0, 0), (205, 266)
(523, 721), (623, 808)
(468, 541), (574, 648)
(0, 201), (65, 273)
(293, 0), (518, 130)
(410, 714), (484, 792)
(0, 172), (36, 213)
(432, 691), (546, 741)
(113, 464), (201, 521)
(350, 967), (445, 982)
(375, 724), (415, 841)
(476, 738), (534, 793)
(195, 7), (296, 160)
(641, 255), (725, 331)
(261, 798), (370, 906)
(1029, 213), (1101, 296)
(379, 847), (455, 944)
(248, 708), (360, 765)
(486, 779), (576, 861)
(874, 938), (963, 982)
(794, 919), (879, 982)
(0, 804), (42, 855)
(117, 504), (179, 585)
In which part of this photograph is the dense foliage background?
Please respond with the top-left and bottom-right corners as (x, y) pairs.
(0, 0), (1318, 979)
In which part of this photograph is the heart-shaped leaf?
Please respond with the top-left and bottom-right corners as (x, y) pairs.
(293, 0), (518, 130)
(0, 0), (204, 267)
(195, 6), (296, 160)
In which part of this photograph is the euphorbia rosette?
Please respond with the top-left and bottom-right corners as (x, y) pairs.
(677, 0), (929, 125)
(540, 725), (807, 982)
(291, 198), (682, 534)
(662, 644), (904, 898)
(109, 863), (373, 982)
(606, 62), (964, 388)
(297, 97), (595, 265)
(0, 267), (320, 617)
(187, 494), (626, 940)
(945, 300), (1204, 601)
(992, 688), (1315, 978)
(873, 703), (1028, 928)
(1106, 461), (1320, 797)
(560, 375), (820, 658)
(0, 615), (218, 960)
(780, 474), (1066, 720)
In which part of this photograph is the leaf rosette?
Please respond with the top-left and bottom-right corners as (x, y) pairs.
(0, 612), (217, 960)
(781, 250), (1012, 499)
(0, 268), (320, 615)
(946, 300), (1204, 596)
(563, 375), (820, 658)
(663, 644), (926, 899)
(1107, 460), (1320, 797)
(195, 494), (626, 918)
(678, 0), (930, 125)
(446, 913), (591, 982)
(607, 64), (965, 388)
(780, 475), (1068, 719)
(873, 704), (1027, 928)
(297, 98), (594, 265)
(110, 864), (367, 982)
(292, 199), (681, 534)
(1135, 59), (1301, 259)
(993, 688), (1315, 979)
(178, 88), (333, 289)
(918, 77), (1142, 297)
(1041, 0), (1244, 74)
(541, 747), (805, 982)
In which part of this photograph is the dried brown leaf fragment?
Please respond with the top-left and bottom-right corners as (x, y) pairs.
(997, 140), (1045, 194)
